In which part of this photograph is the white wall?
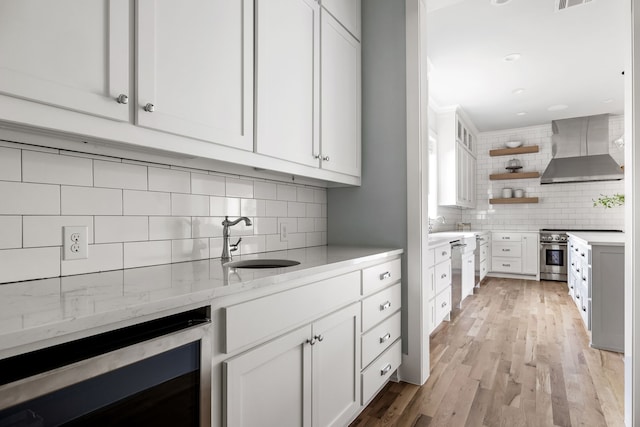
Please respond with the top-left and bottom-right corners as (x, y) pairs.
(462, 115), (625, 231)
(0, 139), (327, 284)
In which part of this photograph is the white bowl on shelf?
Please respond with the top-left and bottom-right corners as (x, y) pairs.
(505, 141), (523, 148)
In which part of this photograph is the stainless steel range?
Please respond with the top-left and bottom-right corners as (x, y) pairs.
(539, 229), (569, 281)
(539, 229), (623, 281)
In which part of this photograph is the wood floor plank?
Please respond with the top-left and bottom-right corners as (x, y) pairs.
(350, 278), (624, 427)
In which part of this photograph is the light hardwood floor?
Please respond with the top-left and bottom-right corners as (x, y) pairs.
(350, 277), (624, 427)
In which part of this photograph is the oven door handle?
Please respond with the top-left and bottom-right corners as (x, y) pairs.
(540, 242), (568, 247)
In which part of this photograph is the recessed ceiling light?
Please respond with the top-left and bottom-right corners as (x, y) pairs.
(547, 104), (568, 111)
(491, 0), (512, 5)
(512, 88), (525, 95)
(516, 112), (527, 116)
(603, 98), (614, 104)
(503, 53), (521, 62)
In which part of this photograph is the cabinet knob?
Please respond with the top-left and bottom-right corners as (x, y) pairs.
(314, 334), (324, 342)
(441, 273), (447, 279)
(576, 294), (580, 299)
(322, 156), (330, 162)
(582, 306), (587, 312)
(380, 363), (392, 376)
(379, 333), (391, 344)
(441, 251), (447, 256)
(305, 337), (317, 346)
(143, 103), (155, 112)
(441, 301), (447, 308)
(116, 94), (129, 104)
(314, 154), (321, 159)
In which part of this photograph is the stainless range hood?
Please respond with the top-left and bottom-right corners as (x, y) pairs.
(540, 114), (623, 184)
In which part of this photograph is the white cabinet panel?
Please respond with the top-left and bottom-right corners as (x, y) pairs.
(321, 0), (361, 39)
(255, 0), (320, 167)
(521, 233), (539, 275)
(136, 0), (253, 150)
(361, 340), (402, 405)
(320, 11), (361, 176)
(0, 0), (129, 121)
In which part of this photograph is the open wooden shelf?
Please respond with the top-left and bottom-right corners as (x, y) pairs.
(489, 171), (540, 180)
(489, 145), (539, 157)
(489, 197), (539, 204)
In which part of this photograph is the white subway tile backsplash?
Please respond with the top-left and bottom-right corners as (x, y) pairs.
(172, 238), (210, 263)
(210, 197), (241, 217)
(277, 184), (297, 201)
(148, 167), (190, 193)
(0, 147), (21, 181)
(124, 190), (171, 216)
(94, 216), (148, 243)
(265, 200), (287, 217)
(94, 160), (147, 190)
(0, 216), (21, 249)
(149, 217), (191, 240)
(0, 247), (60, 283)
(0, 182), (60, 215)
(124, 240), (172, 268)
(226, 177), (254, 198)
(61, 243), (123, 276)
(172, 193), (209, 217)
(61, 186), (122, 215)
(0, 144), (327, 283)
(191, 173), (225, 196)
(23, 216), (94, 247)
(254, 181), (277, 199)
(22, 150), (92, 186)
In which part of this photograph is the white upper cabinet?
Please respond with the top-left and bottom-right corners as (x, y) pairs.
(255, 0), (320, 168)
(136, 0), (253, 151)
(319, 10), (361, 177)
(437, 106), (477, 209)
(321, 0), (361, 40)
(0, 0), (130, 121)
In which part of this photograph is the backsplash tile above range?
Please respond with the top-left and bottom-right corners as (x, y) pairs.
(0, 141), (327, 284)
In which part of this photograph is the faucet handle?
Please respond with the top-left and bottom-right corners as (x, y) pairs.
(230, 237), (242, 252)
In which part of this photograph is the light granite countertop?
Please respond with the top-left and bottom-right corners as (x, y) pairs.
(0, 246), (402, 359)
(567, 231), (626, 247)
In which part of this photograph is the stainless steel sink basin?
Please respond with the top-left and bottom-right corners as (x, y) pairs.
(223, 259), (301, 269)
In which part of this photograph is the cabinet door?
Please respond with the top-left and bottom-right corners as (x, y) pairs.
(467, 153), (476, 208)
(461, 252), (475, 301)
(136, 0), (253, 150)
(255, 0), (320, 167)
(312, 304), (361, 427)
(0, 0), (129, 121)
(521, 234), (539, 275)
(224, 325), (312, 427)
(321, 0), (361, 39)
(456, 144), (466, 205)
(320, 11), (361, 177)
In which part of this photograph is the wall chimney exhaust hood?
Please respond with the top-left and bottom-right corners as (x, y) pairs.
(540, 114), (623, 184)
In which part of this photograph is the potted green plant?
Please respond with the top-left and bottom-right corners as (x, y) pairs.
(593, 193), (625, 208)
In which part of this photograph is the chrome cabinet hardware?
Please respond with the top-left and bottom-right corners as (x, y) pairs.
(314, 154), (321, 159)
(380, 363), (392, 376)
(441, 301), (447, 308)
(306, 337), (316, 346)
(379, 333), (391, 344)
(440, 273), (447, 279)
(441, 251), (447, 256)
(380, 301), (391, 311)
(581, 252), (585, 257)
(322, 156), (330, 161)
(116, 94), (129, 104)
(576, 294), (580, 299)
(143, 103), (155, 112)
(502, 263), (511, 267)
(501, 248), (510, 252)
(379, 271), (391, 280)
(314, 334), (324, 342)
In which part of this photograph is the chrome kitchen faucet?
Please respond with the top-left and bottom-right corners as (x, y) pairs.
(221, 216), (252, 261)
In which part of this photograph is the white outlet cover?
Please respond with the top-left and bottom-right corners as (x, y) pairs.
(63, 226), (89, 260)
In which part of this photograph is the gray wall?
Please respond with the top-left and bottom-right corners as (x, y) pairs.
(327, 0), (408, 350)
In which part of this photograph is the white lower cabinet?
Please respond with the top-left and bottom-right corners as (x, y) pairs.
(426, 242), (452, 334)
(224, 303), (360, 427)
(490, 231), (539, 277)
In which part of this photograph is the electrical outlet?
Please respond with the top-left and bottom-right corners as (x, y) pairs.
(63, 226), (88, 260)
(280, 222), (288, 242)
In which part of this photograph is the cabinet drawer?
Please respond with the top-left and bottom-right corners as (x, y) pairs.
(480, 244), (488, 261)
(434, 260), (451, 295)
(492, 232), (521, 242)
(434, 244), (451, 264)
(362, 258), (401, 295)
(361, 339), (402, 405)
(362, 311), (401, 368)
(492, 257), (521, 273)
(362, 283), (401, 331)
(434, 286), (451, 325)
(479, 259), (488, 280)
(223, 271), (360, 353)
(492, 242), (521, 258)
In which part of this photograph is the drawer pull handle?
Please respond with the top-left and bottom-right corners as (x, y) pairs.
(582, 306), (587, 312)
(380, 301), (392, 311)
(441, 301), (447, 308)
(380, 271), (392, 280)
(503, 237), (510, 240)
(441, 251), (447, 256)
(381, 363), (392, 376)
(441, 273), (447, 279)
(502, 264), (510, 267)
(570, 285), (574, 289)
(576, 268), (580, 273)
(380, 333), (391, 343)
(582, 276), (587, 281)
(502, 249), (510, 252)
(576, 294), (580, 299)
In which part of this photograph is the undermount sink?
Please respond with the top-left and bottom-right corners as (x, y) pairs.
(224, 259), (301, 269)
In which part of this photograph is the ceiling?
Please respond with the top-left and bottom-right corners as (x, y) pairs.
(426, 0), (627, 132)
